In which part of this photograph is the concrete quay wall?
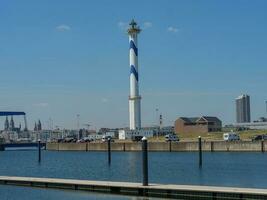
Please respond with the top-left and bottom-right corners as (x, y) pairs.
(58, 143), (87, 151)
(46, 141), (265, 152)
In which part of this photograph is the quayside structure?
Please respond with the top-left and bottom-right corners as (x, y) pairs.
(0, 111), (28, 131)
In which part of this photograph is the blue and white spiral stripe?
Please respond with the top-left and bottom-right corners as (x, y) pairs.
(129, 39), (138, 82)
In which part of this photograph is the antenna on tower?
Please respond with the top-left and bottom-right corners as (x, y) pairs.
(127, 19), (141, 34)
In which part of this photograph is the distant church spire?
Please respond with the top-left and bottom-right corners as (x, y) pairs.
(10, 116), (15, 130)
(4, 116), (9, 130)
(37, 120), (42, 131)
(34, 122), (37, 131)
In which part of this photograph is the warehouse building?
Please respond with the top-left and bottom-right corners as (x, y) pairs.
(174, 116), (222, 134)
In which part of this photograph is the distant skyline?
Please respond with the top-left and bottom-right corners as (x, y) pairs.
(0, 0), (267, 130)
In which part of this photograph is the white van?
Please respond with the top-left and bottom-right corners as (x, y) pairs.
(223, 132), (240, 141)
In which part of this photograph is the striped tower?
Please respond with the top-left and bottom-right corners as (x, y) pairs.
(127, 19), (141, 130)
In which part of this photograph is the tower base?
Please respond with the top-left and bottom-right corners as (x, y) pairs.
(129, 96), (141, 130)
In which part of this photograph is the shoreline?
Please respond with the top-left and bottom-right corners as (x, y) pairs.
(46, 141), (266, 152)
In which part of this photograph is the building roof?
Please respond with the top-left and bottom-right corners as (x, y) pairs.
(179, 117), (199, 123)
(179, 116), (221, 123)
(199, 116), (221, 123)
(236, 94), (250, 100)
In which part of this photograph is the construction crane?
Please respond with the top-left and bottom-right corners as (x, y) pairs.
(83, 123), (91, 130)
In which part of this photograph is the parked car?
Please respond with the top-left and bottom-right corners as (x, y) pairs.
(77, 138), (93, 143)
(102, 135), (114, 142)
(64, 137), (77, 143)
(165, 134), (179, 142)
(252, 135), (267, 141)
(83, 137), (94, 142)
(132, 136), (143, 142)
(223, 132), (240, 141)
(57, 139), (64, 143)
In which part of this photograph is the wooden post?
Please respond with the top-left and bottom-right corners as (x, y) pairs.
(198, 136), (202, 167)
(142, 137), (148, 186)
(108, 138), (111, 165)
(38, 140), (41, 163)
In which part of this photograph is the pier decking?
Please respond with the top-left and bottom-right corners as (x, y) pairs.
(0, 176), (267, 199)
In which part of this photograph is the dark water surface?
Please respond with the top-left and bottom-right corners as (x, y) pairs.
(0, 184), (156, 200)
(0, 151), (267, 199)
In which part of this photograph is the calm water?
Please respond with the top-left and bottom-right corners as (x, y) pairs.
(0, 150), (267, 199)
(0, 185), (158, 200)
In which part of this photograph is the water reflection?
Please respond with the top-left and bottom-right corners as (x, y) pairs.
(0, 185), (161, 200)
(0, 151), (267, 188)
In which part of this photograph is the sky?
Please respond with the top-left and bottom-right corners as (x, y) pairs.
(0, 0), (267, 130)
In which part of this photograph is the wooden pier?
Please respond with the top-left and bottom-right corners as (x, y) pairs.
(0, 176), (267, 199)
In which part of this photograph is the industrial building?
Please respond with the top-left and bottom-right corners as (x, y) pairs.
(98, 128), (119, 138)
(118, 126), (174, 140)
(236, 94), (251, 123)
(119, 129), (154, 140)
(174, 116), (222, 134)
(234, 121), (267, 130)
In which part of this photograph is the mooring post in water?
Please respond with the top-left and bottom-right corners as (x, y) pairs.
(108, 138), (111, 165)
(262, 139), (264, 153)
(38, 139), (41, 163)
(198, 136), (202, 167)
(142, 137), (148, 186)
(169, 140), (172, 152)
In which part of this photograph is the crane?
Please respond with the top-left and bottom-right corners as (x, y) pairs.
(83, 123), (91, 130)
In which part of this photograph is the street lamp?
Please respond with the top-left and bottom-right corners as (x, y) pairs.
(155, 108), (159, 140)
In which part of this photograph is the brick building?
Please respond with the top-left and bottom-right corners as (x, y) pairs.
(174, 116), (222, 134)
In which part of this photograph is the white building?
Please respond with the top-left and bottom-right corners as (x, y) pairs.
(85, 134), (102, 140)
(0, 131), (19, 143)
(235, 122), (267, 130)
(104, 131), (116, 138)
(119, 129), (154, 140)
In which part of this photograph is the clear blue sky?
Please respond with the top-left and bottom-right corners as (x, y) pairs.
(0, 0), (266, 130)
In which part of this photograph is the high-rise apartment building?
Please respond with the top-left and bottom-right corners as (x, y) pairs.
(236, 94), (251, 123)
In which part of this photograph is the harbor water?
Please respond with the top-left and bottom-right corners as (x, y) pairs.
(1, 150), (267, 199)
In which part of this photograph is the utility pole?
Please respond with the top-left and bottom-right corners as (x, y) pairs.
(155, 108), (159, 126)
(49, 118), (53, 141)
(77, 114), (80, 140)
(155, 108), (159, 140)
